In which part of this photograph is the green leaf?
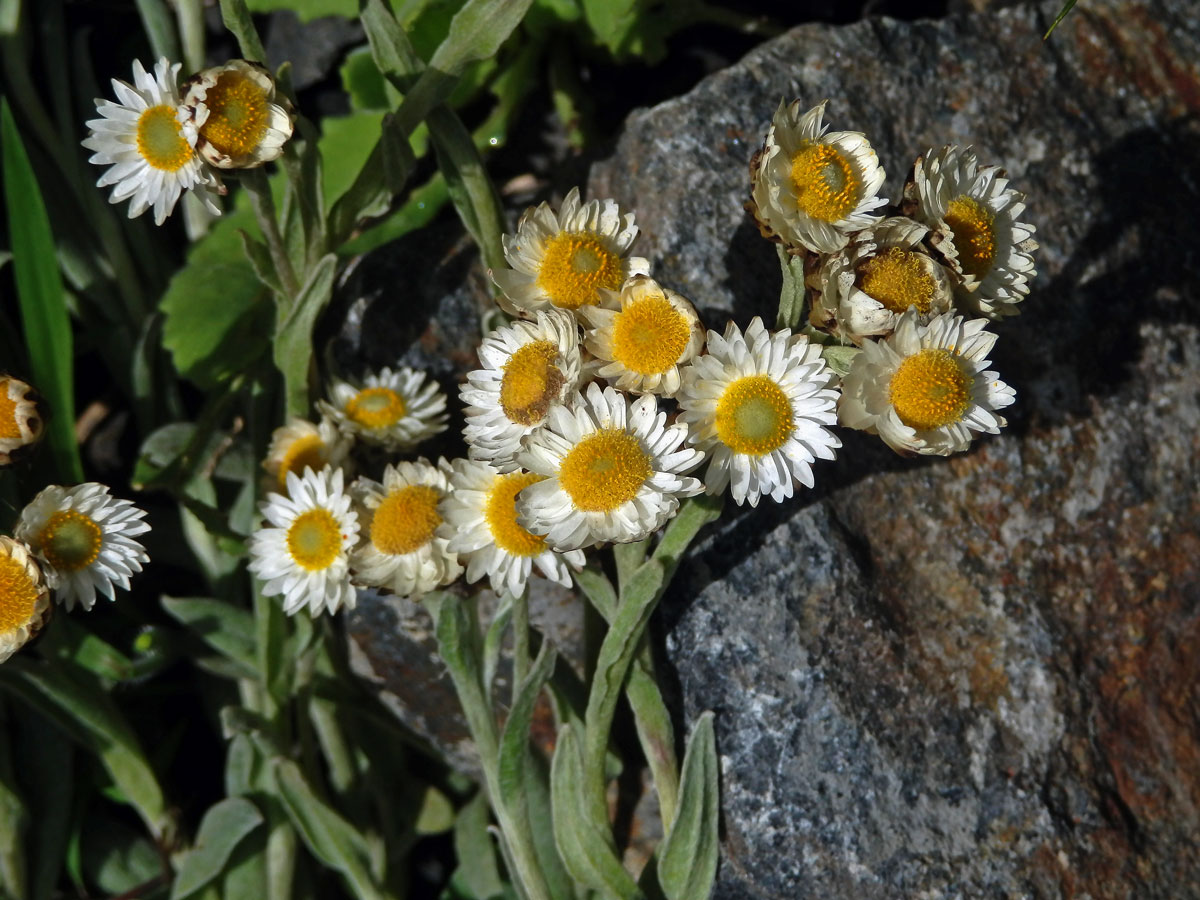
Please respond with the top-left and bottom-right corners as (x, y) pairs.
(17, 710), (73, 900)
(450, 790), (504, 900)
(162, 596), (257, 679)
(819, 344), (860, 378)
(160, 208), (273, 389)
(497, 639), (556, 814)
(0, 721), (27, 900)
(428, 0), (535, 77)
(550, 725), (641, 898)
(414, 786), (455, 836)
(573, 566), (617, 621)
(134, 0), (182, 62)
(320, 112), (388, 208)
(273, 252), (337, 416)
(428, 106), (506, 272)
(82, 818), (162, 895)
(580, 0), (638, 55)
(272, 758), (385, 900)
(245, 0), (356, 22)
(656, 713), (718, 900)
(1, 99), (83, 481)
(46, 617), (135, 682)
(1043, 0), (1077, 39)
(775, 244), (807, 331)
(0, 661), (167, 838)
(171, 798), (265, 900)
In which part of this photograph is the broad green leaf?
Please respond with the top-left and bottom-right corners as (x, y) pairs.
(0, 661), (167, 837)
(245, 0), (355, 22)
(414, 786), (454, 836)
(46, 617), (135, 682)
(580, 0), (638, 55)
(550, 725), (641, 898)
(273, 252), (337, 416)
(428, 0), (535, 77)
(819, 344), (860, 378)
(272, 758), (385, 900)
(656, 713), (718, 900)
(1, 99), (82, 481)
(775, 244), (806, 330)
(450, 790), (504, 900)
(171, 798), (265, 900)
(162, 596), (257, 678)
(82, 818), (161, 895)
(341, 47), (396, 111)
(320, 112), (387, 207)
(0, 721), (27, 900)
(160, 208), (272, 389)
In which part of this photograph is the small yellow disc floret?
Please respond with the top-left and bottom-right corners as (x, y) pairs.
(484, 473), (547, 557)
(558, 429), (651, 513)
(199, 71), (270, 158)
(136, 105), (192, 172)
(371, 485), (441, 555)
(858, 248), (936, 314)
(34, 511), (103, 573)
(287, 509), (343, 571)
(944, 196), (997, 278)
(790, 141), (862, 223)
(0, 554), (40, 633)
(715, 375), (794, 456)
(500, 341), (564, 426)
(0, 391), (21, 440)
(536, 233), (622, 309)
(611, 296), (691, 375)
(346, 387), (407, 430)
(888, 348), (972, 431)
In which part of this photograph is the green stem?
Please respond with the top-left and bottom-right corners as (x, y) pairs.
(511, 589), (530, 706)
(219, 0), (267, 63)
(244, 169), (300, 298)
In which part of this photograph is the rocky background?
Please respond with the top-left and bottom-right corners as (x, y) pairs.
(344, 0), (1200, 896)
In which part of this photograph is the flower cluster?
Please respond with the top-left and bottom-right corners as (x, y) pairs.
(748, 100), (1036, 455)
(82, 57), (294, 225)
(249, 103), (1040, 615)
(0, 482), (151, 663)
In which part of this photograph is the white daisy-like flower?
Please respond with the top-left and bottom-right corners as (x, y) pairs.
(906, 145), (1038, 318)
(15, 484), (151, 611)
(81, 57), (221, 226)
(180, 59), (294, 169)
(317, 366), (448, 451)
(263, 417), (352, 494)
(838, 309), (1015, 456)
(578, 274), (705, 398)
(749, 99), (887, 255)
(0, 375), (44, 467)
(515, 382), (705, 551)
(0, 537), (51, 664)
(810, 216), (955, 344)
(677, 318), (841, 508)
(440, 458), (586, 598)
(350, 459), (461, 598)
(461, 309), (583, 472)
(248, 467), (359, 616)
(491, 187), (650, 318)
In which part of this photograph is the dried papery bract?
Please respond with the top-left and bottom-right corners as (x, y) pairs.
(838, 309), (1015, 455)
(180, 60), (294, 169)
(0, 537), (51, 664)
(904, 144), (1038, 318)
(0, 375), (45, 466)
(748, 99), (887, 255)
(491, 187), (650, 318)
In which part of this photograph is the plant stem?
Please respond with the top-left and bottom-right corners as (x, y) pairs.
(512, 589), (530, 704)
(243, 168), (300, 298)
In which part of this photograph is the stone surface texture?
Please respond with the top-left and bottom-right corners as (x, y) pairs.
(588, 1), (1200, 897)
(343, 0), (1200, 897)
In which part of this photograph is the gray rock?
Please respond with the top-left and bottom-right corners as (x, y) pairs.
(588, 0), (1200, 897)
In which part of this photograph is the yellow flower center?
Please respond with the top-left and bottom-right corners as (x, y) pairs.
(286, 509), (343, 571)
(484, 473), (548, 558)
(0, 554), (39, 634)
(536, 233), (622, 309)
(371, 485), (441, 555)
(198, 70), (270, 158)
(0, 390), (20, 439)
(789, 141), (862, 223)
(500, 341), (564, 426)
(610, 295), (691, 375)
(944, 196), (997, 278)
(715, 375), (794, 456)
(346, 387), (406, 430)
(558, 429), (651, 513)
(278, 434), (326, 490)
(34, 511), (103, 573)
(889, 348), (973, 431)
(858, 247), (936, 314)
(136, 105), (193, 172)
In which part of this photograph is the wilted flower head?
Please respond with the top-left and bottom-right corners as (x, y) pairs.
(180, 59), (294, 169)
(0, 375), (45, 466)
(0, 537), (51, 664)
